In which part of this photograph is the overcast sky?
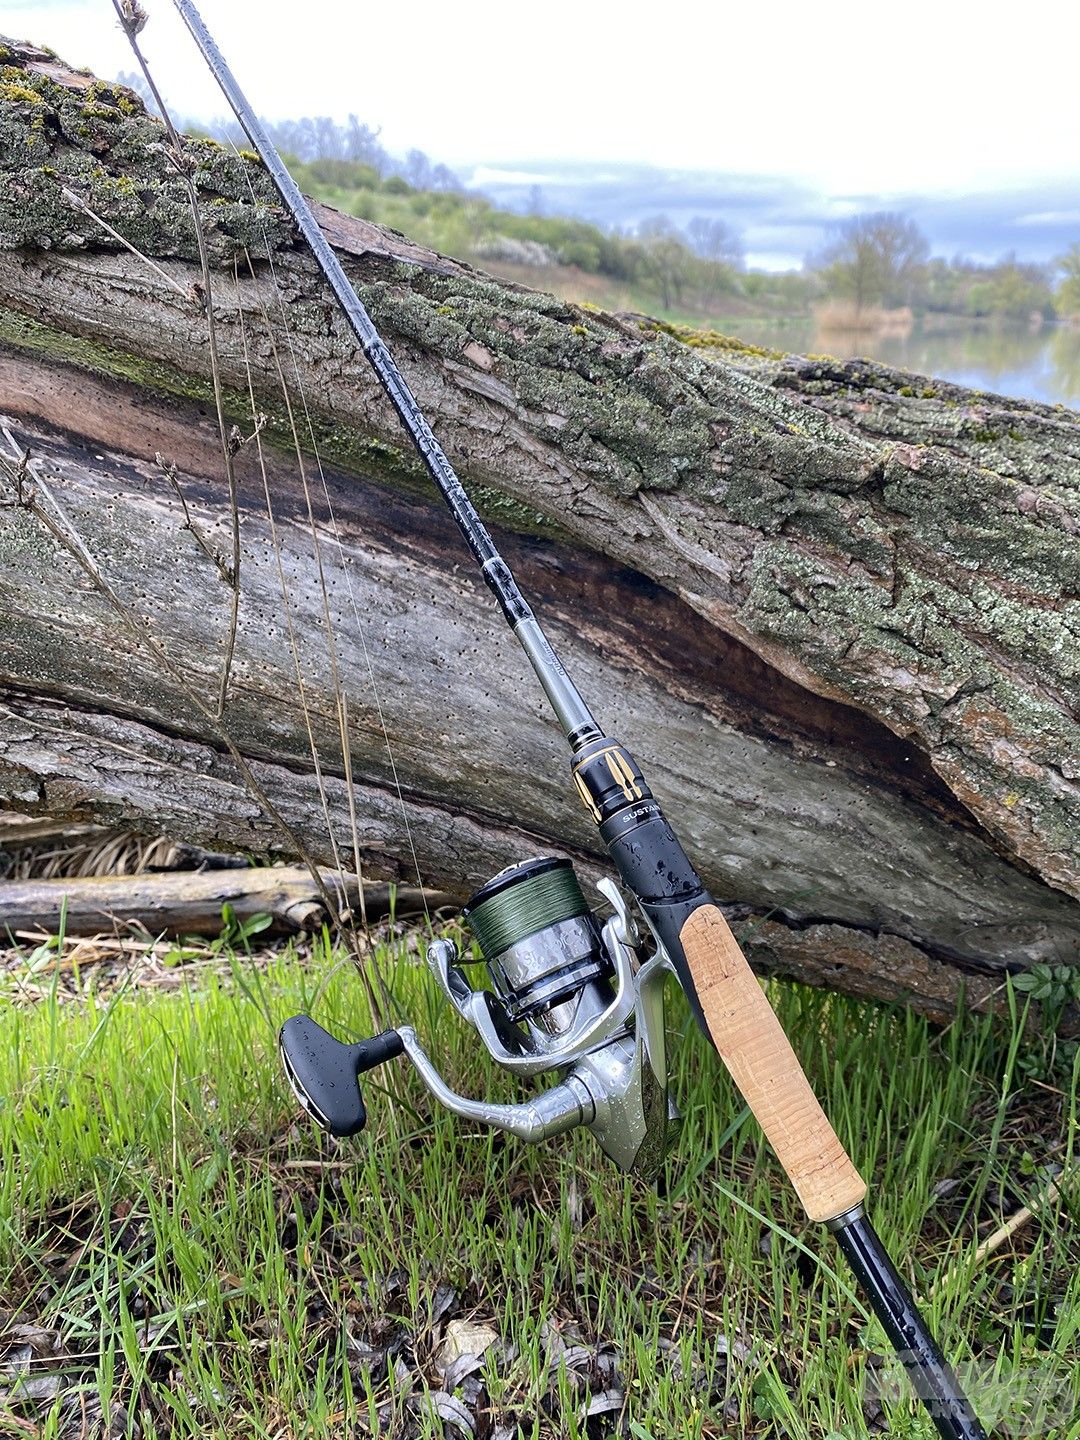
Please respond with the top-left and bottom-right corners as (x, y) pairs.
(4, 0), (1078, 197)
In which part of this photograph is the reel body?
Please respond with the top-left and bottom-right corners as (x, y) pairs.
(281, 857), (679, 1181)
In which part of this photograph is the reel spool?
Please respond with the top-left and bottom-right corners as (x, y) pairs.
(462, 858), (613, 1027)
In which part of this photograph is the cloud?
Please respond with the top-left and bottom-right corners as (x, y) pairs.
(467, 167), (557, 188)
(1016, 211), (1080, 228)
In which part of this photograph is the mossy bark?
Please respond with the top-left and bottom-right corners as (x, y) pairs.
(1, 39), (1077, 1020)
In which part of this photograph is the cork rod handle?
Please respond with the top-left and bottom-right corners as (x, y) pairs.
(679, 904), (867, 1223)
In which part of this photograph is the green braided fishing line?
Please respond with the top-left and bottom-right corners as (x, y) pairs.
(466, 865), (588, 958)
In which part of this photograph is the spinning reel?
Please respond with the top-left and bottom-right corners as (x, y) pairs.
(281, 858), (680, 1181)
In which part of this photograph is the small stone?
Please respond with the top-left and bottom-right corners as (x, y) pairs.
(435, 1318), (498, 1372)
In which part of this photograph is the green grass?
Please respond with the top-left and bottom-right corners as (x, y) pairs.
(1, 936), (1077, 1438)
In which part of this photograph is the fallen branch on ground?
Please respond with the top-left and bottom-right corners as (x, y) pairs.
(0, 865), (449, 938)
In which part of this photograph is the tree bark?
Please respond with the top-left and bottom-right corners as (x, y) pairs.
(0, 40), (1077, 1022)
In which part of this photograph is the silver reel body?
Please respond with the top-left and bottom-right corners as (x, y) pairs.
(412, 869), (679, 1180)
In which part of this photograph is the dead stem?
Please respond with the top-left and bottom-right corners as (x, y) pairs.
(61, 188), (190, 299)
(111, 1), (242, 720)
(157, 453), (234, 584)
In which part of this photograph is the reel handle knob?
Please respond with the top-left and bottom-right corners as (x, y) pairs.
(279, 1015), (403, 1138)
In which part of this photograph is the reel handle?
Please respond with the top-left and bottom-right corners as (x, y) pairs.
(279, 1015), (403, 1138)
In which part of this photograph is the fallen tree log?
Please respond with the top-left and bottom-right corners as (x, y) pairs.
(0, 40), (1077, 1022)
(0, 866), (445, 939)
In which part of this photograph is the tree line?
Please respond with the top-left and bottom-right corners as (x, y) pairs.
(813, 212), (1077, 322)
(286, 153), (747, 315)
(121, 85), (1080, 324)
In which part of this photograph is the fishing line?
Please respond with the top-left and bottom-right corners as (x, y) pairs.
(230, 252), (398, 1024)
(230, 266), (356, 910)
(238, 268), (370, 924)
(237, 208), (434, 940)
(108, 0), (242, 718)
(114, 0), (417, 1021)
(230, 266), (362, 879)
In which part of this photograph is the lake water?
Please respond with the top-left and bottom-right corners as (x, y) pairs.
(725, 317), (1080, 410)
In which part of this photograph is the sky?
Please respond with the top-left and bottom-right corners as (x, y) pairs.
(4, 0), (1079, 268)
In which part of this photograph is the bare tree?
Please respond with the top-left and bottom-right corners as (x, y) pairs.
(342, 115), (389, 170)
(427, 162), (461, 193)
(686, 215), (744, 270)
(814, 212), (929, 314)
(638, 216), (692, 309)
(403, 148), (435, 190)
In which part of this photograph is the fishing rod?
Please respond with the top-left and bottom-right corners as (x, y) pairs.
(169, 3), (989, 1434)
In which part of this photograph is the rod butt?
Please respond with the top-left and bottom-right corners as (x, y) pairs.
(830, 1207), (988, 1440)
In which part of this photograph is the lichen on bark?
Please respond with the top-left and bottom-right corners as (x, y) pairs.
(0, 46), (289, 261)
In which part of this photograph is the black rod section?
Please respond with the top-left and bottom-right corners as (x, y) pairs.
(169, 0), (599, 746)
(831, 1209), (988, 1440)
